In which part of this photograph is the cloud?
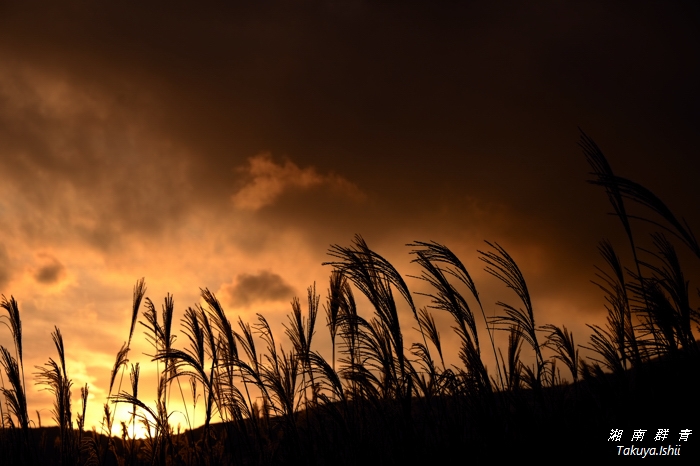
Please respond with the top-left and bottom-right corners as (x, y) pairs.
(33, 253), (67, 285)
(0, 64), (201, 252)
(0, 244), (11, 291)
(220, 270), (296, 308)
(231, 153), (364, 210)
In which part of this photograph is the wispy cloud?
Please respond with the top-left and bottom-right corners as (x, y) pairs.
(231, 153), (364, 210)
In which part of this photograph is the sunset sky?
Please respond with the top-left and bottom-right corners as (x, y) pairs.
(1, 1), (698, 434)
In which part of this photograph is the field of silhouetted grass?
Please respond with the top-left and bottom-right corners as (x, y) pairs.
(1, 133), (698, 464)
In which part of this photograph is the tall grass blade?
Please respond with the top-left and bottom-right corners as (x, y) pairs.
(128, 278), (147, 346)
(543, 324), (579, 383)
(0, 346), (29, 430)
(325, 235), (414, 388)
(409, 241), (503, 387)
(0, 296), (24, 385)
(479, 241), (544, 384)
(35, 326), (74, 465)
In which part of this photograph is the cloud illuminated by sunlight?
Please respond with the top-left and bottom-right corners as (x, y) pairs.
(231, 152), (364, 210)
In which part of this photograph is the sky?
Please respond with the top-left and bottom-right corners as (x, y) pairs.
(0, 1), (698, 435)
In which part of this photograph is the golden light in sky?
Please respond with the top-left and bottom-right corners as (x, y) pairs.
(0, 2), (698, 456)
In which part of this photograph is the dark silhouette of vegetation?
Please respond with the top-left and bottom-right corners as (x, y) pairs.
(1, 134), (698, 463)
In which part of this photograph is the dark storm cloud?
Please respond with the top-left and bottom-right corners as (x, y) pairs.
(222, 271), (296, 308)
(2, 2), (697, 198)
(0, 0), (696, 298)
